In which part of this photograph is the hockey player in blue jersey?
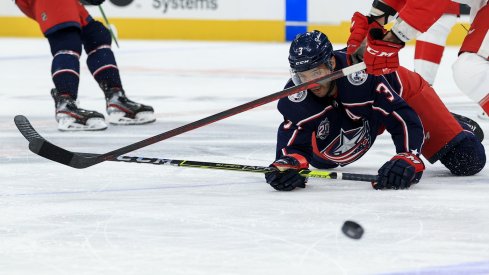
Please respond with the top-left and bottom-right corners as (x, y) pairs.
(15, 0), (156, 131)
(265, 30), (485, 191)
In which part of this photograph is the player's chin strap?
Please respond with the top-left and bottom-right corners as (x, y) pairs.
(325, 78), (336, 97)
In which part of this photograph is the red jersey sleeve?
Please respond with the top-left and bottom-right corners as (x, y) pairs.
(382, 0), (406, 12)
(382, 0), (450, 32)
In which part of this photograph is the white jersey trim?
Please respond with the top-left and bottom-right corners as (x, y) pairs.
(392, 111), (410, 152)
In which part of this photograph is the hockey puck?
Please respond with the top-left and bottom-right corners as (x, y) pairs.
(341, 220), (364, 239)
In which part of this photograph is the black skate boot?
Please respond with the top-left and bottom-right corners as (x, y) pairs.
(451, 112), (484, 142)
(51, 88), (107, 131)
(104, 87), (156, 125)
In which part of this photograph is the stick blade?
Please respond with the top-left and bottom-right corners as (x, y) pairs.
(28, 138), (79, 167)
(14, 115), (43, 142)
(14, 115), (95, 169)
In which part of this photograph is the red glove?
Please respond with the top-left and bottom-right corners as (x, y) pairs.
(346, 12), (382, 65)
(364, 28), (404, 75)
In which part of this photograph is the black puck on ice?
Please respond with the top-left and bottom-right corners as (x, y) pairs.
(341, 220), (364, 239)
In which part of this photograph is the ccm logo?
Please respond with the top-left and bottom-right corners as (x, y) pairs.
(295, 60), (310, 65)
(366, 46), (395, 57)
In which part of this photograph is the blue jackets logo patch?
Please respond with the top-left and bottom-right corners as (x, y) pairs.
(347, 70), (368, 86)
(321, 120), (371, 165)
(288, 90), (307, 103)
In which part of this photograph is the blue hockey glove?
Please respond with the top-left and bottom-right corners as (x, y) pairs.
(83, 0), (105, 5)
(265, 154), (309, 191)
(375, 152), (425, 190)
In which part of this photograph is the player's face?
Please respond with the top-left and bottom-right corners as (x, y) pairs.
(295, 64), (333, 97)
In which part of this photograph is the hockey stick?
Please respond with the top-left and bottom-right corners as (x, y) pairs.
(14, 62), (367, 169)
(99, 5), (120, 48)
(109, 155), (378, 183)
(13, 117), (377, 183)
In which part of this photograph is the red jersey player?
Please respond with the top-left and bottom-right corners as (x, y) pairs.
(14, 0), (156, 131)
(347, 0), (489, 121)
(451, 0), (489, 120)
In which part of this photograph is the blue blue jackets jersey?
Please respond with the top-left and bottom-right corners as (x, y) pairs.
(276, 49), (424, 169)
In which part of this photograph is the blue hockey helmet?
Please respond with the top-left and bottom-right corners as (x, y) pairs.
(288, 30), (334, 73)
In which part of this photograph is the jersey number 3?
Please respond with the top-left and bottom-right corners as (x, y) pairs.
(375, 83), (394, 102)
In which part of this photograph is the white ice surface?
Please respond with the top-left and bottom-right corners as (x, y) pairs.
(0, 38), (488, 275)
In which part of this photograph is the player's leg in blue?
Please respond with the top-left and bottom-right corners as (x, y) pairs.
(46, 27), (107, 131)
(440, 128), (486, 176)
(81, 20), (156, 125)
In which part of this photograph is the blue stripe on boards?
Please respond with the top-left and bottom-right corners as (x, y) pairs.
(285, 0), (307, 41)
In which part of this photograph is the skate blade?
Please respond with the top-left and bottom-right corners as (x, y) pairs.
(108, 111), (156, 125)
(57, 117), (108, 131)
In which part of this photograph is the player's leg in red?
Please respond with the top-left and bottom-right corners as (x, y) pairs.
(453, 4), (489, 120)
(397, 67), (485, 175)
(414, 2), (459, 85)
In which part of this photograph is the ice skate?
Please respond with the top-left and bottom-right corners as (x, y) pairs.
(51, 88), (107, 131)
(104, 87), (156, 125)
